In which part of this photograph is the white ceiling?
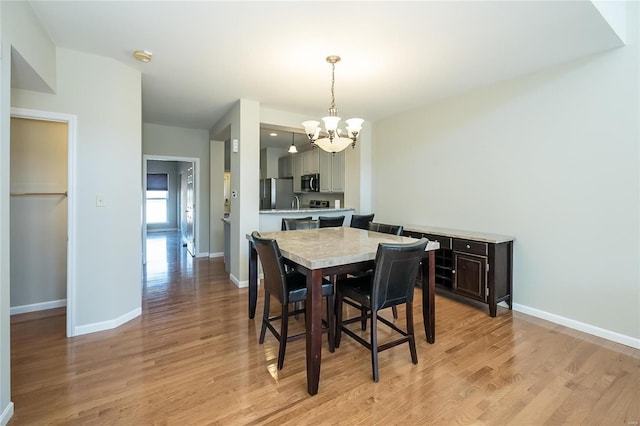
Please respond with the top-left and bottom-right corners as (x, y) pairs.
(26, 0), (623, 142)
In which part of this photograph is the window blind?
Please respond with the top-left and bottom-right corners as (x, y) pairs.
(147, 173), (168, 191)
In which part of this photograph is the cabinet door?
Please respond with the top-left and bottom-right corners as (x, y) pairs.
(319, 150), (332, 192)
(304, 148), (319, 174)
(293, 154), (302, 192)
(453, 252), (487, 301)
(331, 150), (345, 192)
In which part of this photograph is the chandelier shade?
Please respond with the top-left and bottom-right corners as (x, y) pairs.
(303, 56), (363, 153)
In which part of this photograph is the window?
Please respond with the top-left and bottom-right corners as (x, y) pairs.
(146, 173), (168, 223)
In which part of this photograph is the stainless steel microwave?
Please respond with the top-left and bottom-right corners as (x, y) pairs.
(301, 173), (320, 192)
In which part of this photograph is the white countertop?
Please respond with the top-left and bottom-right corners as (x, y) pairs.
(259, 207), (354, 214)
(404, 224), (514, 244)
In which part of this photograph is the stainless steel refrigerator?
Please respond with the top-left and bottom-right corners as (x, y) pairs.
(259, 178), (294, 210)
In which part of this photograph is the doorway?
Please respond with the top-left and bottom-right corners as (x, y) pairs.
(9, 108), (77, 337)
(143, 156), (199, 263)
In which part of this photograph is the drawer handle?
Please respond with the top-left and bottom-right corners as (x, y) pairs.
(466, 244), (471, 249)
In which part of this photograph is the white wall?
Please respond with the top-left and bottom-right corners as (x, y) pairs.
(211, 99), (260, 286)
(210, 140), (225, 256)
(1, 0), (55, 93)
(142, 123), (210, 256)
(0, 38), (12, 426)
(11, 48), (143, 335)
(372, 2), (639, 344)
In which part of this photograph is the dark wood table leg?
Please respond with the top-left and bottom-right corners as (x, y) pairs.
(305, 268), (324, 395)
(248, 240), (258, 319)
(422, 250), (436, 343)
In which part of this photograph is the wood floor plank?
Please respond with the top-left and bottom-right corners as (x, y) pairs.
(8, 231), (640, 425)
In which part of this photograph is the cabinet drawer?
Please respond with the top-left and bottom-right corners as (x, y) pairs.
(452, 238), (488, 256)
(403, 231), (423, 239)
(423, 233), (452, 250)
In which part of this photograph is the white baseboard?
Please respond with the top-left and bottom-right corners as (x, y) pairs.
(0, 402), (14, 426)
(10, 299), (66, 315)
(72, 307), (142, 337)
(209, 252), (223, 258)
(513, 303), (640, 349)
(230, 273), (247, 288)
(195, 252), (209, 258)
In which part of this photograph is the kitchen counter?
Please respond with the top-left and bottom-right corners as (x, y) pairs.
(260, 207), (354, 214)
(258, 208), (354, 232)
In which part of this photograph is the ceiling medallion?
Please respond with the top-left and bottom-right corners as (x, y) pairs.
(133, 50), (153, 62)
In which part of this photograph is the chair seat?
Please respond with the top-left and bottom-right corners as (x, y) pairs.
(286, 271), (334, 303)
(336, 275), (372, 308)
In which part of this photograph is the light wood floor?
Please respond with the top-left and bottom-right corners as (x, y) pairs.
(9, 232), (640, 425)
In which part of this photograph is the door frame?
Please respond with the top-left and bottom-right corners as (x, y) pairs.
(10, 107), (78, 337)
(142, 155), (200, 263)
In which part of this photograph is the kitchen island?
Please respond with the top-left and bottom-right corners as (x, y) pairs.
(259, 207), (354, 231)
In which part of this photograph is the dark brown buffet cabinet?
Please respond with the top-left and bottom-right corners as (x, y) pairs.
(403, 225), (514, 317)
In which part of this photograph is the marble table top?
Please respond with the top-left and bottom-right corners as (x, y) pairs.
(256, 227), (440, 270)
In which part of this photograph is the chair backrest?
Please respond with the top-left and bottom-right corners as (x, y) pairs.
(250, 231), (288, 304)
(368, 221), (403, 236)
(281, 216), (312, 230)
(370, 238), (428, 311)
(350, 213), (375, 230)
(319, 215), (345, 228)
(282, 218), (319, 231)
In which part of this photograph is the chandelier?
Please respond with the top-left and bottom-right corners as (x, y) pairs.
(302, 55), (363, 153)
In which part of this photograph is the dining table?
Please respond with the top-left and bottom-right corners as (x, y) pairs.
(247, 226), (440, 395)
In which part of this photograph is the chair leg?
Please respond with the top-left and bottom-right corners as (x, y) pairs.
(370, 308), (379, 382)
(327, 295), (335, 352)
(361, 307), (367, 331)
(392, 305), (398, 320)
(335, 293), (343, 348)
(406, 302), (418, 364)
(277, 303), (289, 370)
(259, 291), (270, 344)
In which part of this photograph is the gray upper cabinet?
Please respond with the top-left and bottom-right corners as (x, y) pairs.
(319, 150), (345, 193)
(303, 149), (319, 174)
(278, 155), (293, 178)
(293, 154), (303, 192)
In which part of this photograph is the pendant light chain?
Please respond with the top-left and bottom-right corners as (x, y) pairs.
(329, 61), (336, 115)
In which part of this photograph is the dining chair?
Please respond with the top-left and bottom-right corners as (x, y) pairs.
(367, 221), (403, 236)
(250, 231), (335, 370)
(347, 221), (404, 325)
(335, 238), (428, 382)
(349, 213), (375, 230)
(319, 215), (345, 228)
(281, 216), (312, 230)
(282, 218), (319, 230)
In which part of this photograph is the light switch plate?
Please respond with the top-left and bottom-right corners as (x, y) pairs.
(96, 194), (105, 207)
